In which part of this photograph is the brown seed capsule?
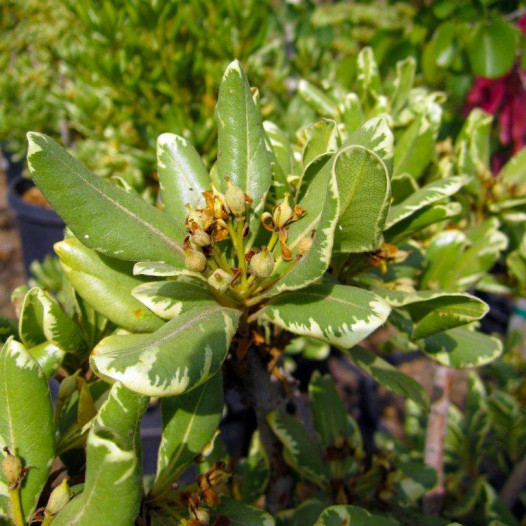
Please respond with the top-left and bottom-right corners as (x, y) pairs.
(193, 508), (210, 524)
(185, 251), (207, 273)
(224, 184), (246, 216)
(249, 250), (274, 278)
(2, 448), (22, 488)
(191, 229), (212, 248)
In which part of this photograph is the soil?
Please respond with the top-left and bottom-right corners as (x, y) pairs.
(0, 173), (26, 319)
(21, 185), (53, 209)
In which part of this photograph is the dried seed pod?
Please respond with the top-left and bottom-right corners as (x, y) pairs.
(191, 229), (212, 248)
(2, 448), (22, 488)
(273, 193), (294, 228)
(225, 184), (246, 216)
(249, 249), (274, 278)
(185, 250), (207, 273)
(297, 236), (314, 256)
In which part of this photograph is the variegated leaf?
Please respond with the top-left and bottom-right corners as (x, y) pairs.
(133, 261), (207, 283)
(267, 411), (329, 487)
(91, 306), (240, 396)
(262, 121), (291, 199)
(298, 79), (339, 118)
(259, 283), (390, 349)
(52, 383), (148, 526)
(217, 60), (272, 222)
(422, 327), (502, 368)
(356, 47), (381, 101)
(213, 497), (275, 526)
(0, 339), (55, 523)
(384, 202), (462, 243)
(333, 145), (390, 253)
(150, 372), (224, 498)
(309, 372), (362, 479)
(269, 150), (339, 296)
(26, 132), (185, 266)
(385, 176), (468, 230)
(372, 288), (488, 339)
(498, 146), (526, 188)
(390, 56), (416, 115)
(276, 499), (327, 526)
(341, 93), (364, 134)
(314, 505), (399, 526)
(390, 173), (418, 204)
(343, 347), (429, 409)
(302, 119), (340, 171)
(19, 287), (86, 354)
(27, 341), (65, 380)
(132, 280), (217, 320)
(236, 431), (270, 504)
(157, 133), (210, 227)
(55, 239), (164, 333)
(393, 106), (441, 180)
(345, 116), (394, 175)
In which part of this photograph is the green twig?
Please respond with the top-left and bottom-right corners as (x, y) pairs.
(9, 487), (25, 526)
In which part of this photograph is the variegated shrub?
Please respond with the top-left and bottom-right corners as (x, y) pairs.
(0, 57), (506, 526)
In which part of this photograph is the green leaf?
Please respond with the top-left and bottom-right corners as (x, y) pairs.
(422, 219), (508, 290)
(499, 146), (526, 188)
(236, 431), (270, 504)
(260, 283), (390, 349)
(433, 22), (458, 68)
(393, 107), (441, 180)
(309, 372), (362, 479)
(0, 339), (55, 523)
(468, 18), (518, 78)
(341, 93), (365, 134)
(372, 288), (488, 339)
(134, 261), (207, 283)
(267, 411), (329, 487)
(27, 341), (65, 380)
(345, 117), (394, 175)
(157, 133), (210, 225)
(391, 173), (418, 204)
(302, 119), (340, 174)
(455, 109), (492, 176)
(217, 60), (272, 219)
(390, 57), (416, 115)
(385, 176), (467, 230)
(298, 79), (339, 118)
(52, 383), (148, 526)
(26, 132), (185, 266)
(0, 316), (17, 343)
(343, 346), (429, 410)
(356, 47), (381, 101)
(19, 287), (86, 355)
(270, 150), (339, 295)
(132, 280), (217, 320)
(91, 305), (240, 396)
(314, 505), (399, 525)
(55, 239), (164, 332)
(422, 327), (502, 368)
(263, 121), (291, 199)
(384, 202), (462, 243)
(150, 372), (224, 498)
(333, 145), (390, 253)
(276, 499), (327, 526)
(213, 497), (275, 526)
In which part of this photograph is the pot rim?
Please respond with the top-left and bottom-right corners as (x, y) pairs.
(7, 175), (65, 227)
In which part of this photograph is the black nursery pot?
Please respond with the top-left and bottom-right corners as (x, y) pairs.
(7, 176), (65, 275)
(1, 147), (25, 184)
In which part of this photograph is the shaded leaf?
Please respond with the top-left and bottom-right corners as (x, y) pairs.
(314, 505), (399, 525)
(150, 372), (224, 498)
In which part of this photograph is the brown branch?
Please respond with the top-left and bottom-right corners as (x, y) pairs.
(500, 454), (526, 508)
(423, 366), (452, 516)
(236, 348), (294, 514)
